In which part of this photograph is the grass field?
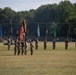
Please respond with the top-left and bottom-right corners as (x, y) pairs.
(0, 42), (76, 75)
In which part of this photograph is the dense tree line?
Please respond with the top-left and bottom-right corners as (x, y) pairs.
(0, 0), (76, 38)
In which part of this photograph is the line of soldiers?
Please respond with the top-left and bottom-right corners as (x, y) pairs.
(7, 37), (69, 55)
(35, 37), (56, 50)
(14, 38), (26, 55)
(35, 37), (47, 50)
(35, 37), (69, 50)
(52, 38), (68, 50)
(14, 38), (34, 55)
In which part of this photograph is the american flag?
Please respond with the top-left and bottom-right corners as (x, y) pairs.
(20, 26), (25, 40)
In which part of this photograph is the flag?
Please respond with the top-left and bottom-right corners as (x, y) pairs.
(37, 24), (40, 37)
(20, 26), (25, 40)
(0, 25), (2, 37)
(23, 20), (27, 41)
(23, 20), (26, 33)
(53, 23), (56, 37)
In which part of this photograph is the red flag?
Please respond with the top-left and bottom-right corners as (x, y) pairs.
(20, 26), (24, 40)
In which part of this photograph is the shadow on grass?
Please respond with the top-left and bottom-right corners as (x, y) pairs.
(0, 54), (14, 56)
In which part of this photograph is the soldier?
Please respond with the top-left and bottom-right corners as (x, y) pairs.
(53, 38), (56, 50)
(17, 38), (21, 55)
(24, 41), (28, 55)
(14, 38), (18, 55)
(65, 38), (69, 50)
(30, 40), (34, 55)
(44, 37), (47, 50)
(35, 37), (38, 50)
(21, 40), (24, 55)
(7, 37), (11, 50)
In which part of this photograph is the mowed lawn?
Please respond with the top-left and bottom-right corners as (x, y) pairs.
(0, 42), (76, 75)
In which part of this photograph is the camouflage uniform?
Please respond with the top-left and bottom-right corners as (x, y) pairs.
(21, 40), (24, 55)
(35, 38), (38, 50)
(53, 39), (56, 50)
(65, 38), (68, 50)
(44, 38), (47, 50)
(7, 37), (11, 50)
(17, 38), (21, 55)
(30, 40), (34, 55)
(24, 41), (27, 55)
(14, 38), (18, 55)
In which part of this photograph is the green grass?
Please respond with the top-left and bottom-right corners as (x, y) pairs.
(0, 42), (76, 75)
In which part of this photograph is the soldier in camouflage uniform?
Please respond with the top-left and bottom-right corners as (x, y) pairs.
(21, 34), (27, 55)
(65, 38), (69, 50)
(35, 37), (38, 50)
(30, 40), (34, 55)
(53, 38), (56, 50)
(17, 38), (21, 55)
(44, 37), (47, 50)
(24, 41), (28, 55)
(7, 37), (11, 50)
(14, 38), (18, 55)
(21, 40), (24, 55)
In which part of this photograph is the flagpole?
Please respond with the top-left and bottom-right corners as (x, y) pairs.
(52, 22), (57, 50)
(16, 27), (19, 38)
(10, 19), (13, 44)
(53, 22), (56, 39)
(44, 23), (48, 50)
(10, 19), (13, 36)
(45, 23), (48, 40)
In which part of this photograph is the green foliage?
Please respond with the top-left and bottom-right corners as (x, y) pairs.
(0, 1), (76, 37)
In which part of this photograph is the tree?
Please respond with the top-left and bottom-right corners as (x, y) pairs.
(56, 0), (76, 37)
(0, 1), (76, 37)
